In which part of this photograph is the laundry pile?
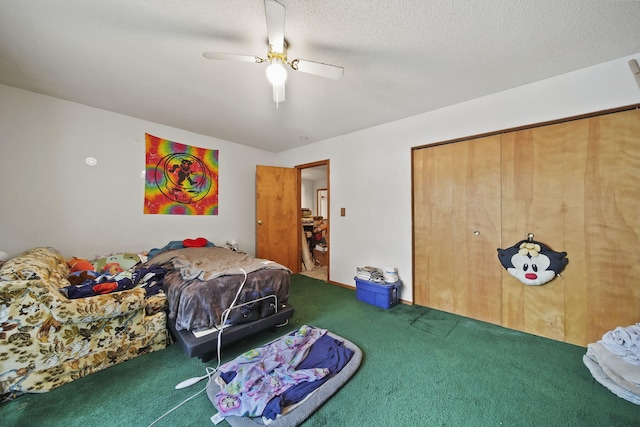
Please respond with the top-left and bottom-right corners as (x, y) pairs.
(355, 266), (384, 283)
(583, 323), (640, 405)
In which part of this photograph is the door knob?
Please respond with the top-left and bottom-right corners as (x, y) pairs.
(257, 220), (263, 225)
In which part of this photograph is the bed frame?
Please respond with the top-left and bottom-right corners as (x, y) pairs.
(167, 303), (295, 362)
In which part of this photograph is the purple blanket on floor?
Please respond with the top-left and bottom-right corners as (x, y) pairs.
(215, 326), (355, 420)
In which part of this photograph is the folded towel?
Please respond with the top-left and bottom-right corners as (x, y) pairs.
(599, 323), (640, 365)
(583, 352), (640, 405)
(587, 342), (640, 394)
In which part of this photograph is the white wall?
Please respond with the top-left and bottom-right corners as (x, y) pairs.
(302, 177), (328, 214)
(278, 53), (640, 301)
(301, 179), (314, 211)
(0, 85), (279, 259)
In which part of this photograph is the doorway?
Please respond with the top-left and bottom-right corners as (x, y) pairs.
(297, 160), (329, 282)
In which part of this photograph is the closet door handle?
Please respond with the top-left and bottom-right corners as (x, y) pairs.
(257, 220), (263, 225)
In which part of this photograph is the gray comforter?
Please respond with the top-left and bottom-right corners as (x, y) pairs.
(144, 247), (291, 332)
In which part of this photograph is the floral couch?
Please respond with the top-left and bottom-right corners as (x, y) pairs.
(0, 247), (169, 402)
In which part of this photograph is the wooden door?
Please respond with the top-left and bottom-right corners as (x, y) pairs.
(501, 120), (587, 342)
(413, 135), (502, 324)
(501, 110), (640, 345)
(256, 165), (299, 272)
(575, 110), (640, 344)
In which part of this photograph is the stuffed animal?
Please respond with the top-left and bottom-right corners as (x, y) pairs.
(68, 270), (98, 285)
(91, 252), (141, 274)
(101, 262), (124, 275)
(67, 257), (95, 273)
(497, 237), (568, 286)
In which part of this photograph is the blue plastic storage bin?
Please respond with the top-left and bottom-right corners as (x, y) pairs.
(355, 277), (401, 309)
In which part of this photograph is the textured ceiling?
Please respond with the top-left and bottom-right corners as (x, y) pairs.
(1, 1), (639, 152)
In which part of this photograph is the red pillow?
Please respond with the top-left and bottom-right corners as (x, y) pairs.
(183, 237), (208, 248)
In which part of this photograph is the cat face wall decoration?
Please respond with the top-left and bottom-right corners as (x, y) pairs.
(497, 239), (568, 286)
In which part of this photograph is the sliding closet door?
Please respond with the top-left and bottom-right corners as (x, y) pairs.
(501, 109), (640, 345)
(501, 110), (640, 345)
(577, 109), (640, 345)
(413, 142), (455, 310)
(413, 136), (502, 324)
(501, 120), (588, 342)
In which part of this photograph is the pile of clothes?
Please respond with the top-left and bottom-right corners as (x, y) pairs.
(60, 252), (166, 299)
(583, 323), (640, 405)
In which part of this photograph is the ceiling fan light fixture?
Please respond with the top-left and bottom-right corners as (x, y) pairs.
(203, 0), (342, 104)
(266, 60), (287, 85)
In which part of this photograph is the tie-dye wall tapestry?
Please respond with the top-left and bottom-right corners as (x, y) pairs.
(144, 133), (219, 215)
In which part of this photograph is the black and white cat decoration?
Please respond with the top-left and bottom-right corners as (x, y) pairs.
(497, 234), (568, 286)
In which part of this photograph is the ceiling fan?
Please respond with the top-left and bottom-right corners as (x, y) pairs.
(202, 0), (344, 106)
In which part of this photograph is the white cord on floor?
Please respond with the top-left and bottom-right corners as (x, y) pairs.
(147, 378), (208, 427)
(147, 269), (248, 427)
(276, 318), (289, 328)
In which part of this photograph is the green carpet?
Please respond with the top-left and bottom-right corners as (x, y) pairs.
(2, 275), (639, 426)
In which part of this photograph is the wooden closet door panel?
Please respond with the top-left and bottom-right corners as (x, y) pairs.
(500, 134), (524, 332)
(412, 146), (431, 306)
(559, 120), (589, 346)
(580, 109), (640, 344)
(451, 137), (502, 324)
(413, 144), (455, 309)
(413, 136), (501, 324)
(501, 121), (585, 341)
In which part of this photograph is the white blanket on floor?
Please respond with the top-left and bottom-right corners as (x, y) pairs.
(583, 352), (640, 405)
(599, 323), (640, 365)
(587, 342), (640, 394)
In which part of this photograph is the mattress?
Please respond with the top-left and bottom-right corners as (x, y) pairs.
(206, 328), (362, 426)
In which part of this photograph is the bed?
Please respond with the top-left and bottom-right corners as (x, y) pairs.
(141, 246), (294, 361)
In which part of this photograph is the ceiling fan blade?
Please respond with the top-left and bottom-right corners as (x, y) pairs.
(272, 83), (286, 104)
(202, 52), (263, 63)
(291, 59), (344, 80)
(265, 0), (285, 52)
